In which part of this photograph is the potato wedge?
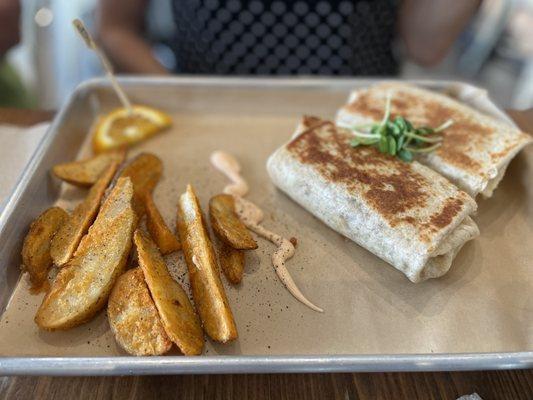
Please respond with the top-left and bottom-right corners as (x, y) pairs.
(177, 185), (238, 342)
(209, 194), (257, 250)
(144, 192), (180, 254)
(52, 149), (126, 187)
(215, 238), (245, 285)
(135, 229), (204, 355)
(50, 161), (118, 266)
(21, 207), (68, 291)
(108, 268), (172, 356)
(35, 177), (136, 330)
(116, 153), (162, 217)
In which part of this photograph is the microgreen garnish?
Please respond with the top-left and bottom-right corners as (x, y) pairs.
(344, 93), (454, 162)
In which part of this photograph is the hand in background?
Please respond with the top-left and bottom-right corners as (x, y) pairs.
(96, 0), (169, 75)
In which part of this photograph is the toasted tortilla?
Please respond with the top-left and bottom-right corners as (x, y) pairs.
(267, 116), (479, 283)
(35, 178), (136, 330)
(336, 83), (532, 198)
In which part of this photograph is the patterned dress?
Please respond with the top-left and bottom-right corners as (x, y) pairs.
(170, 0), (399, 75)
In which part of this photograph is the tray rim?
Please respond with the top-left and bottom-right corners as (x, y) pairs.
(0, 352), (532, 376)
(0, 76), (530, 375)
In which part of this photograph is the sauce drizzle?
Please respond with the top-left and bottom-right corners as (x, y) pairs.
(211, 150), (323, 313)
(210, 151), (249, 197)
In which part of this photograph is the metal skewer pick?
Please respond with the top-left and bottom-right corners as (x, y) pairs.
(72, 19), (133, 113)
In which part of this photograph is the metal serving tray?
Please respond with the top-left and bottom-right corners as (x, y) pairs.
(0, 77), (531, 375)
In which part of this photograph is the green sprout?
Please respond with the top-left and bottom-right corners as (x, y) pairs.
(346, 93), (454, 162)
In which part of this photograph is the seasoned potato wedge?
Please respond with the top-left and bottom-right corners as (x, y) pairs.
(50, 161), (119, 266)
(116, 152), (162, 217)
(52, 149), (126, 187)
(21, 207), (68, 291)
(177, 185), (238, 343)
(209, 194), (257, 250)
(108, 268), (172, 356)
(144, 192), (180, 254)
(35, 177), (136, 330)
(135, 229), (204, 355)
(215, 238), (245, 285)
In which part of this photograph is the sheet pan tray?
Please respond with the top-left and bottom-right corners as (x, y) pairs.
(0, 77), (531, 375)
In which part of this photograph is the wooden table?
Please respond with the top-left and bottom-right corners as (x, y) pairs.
(0, 108), (532, 400)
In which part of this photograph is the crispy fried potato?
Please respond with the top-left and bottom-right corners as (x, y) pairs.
(108, 268), (172, 356)
(35, 177), (136, 330)
(51, 149), (126, 187)
(116, 153), (162, 217)
(177, 185), (238, 343)
(209, 194), (257, 250)
(215, 238), (244, 285)
(144, 192), (180, 254)
(21, 207), (68, 291)
(135, 229), (204, 355)
(50, 161), (118, 267)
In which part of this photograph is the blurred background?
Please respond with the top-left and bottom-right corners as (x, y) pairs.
(1, 0), (533, 110)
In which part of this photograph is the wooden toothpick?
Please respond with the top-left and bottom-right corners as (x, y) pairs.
(72, 19), (133, 113)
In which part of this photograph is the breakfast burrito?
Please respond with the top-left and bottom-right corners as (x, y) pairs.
(267, 116), (479, 283)
(336, 83), (532, 198)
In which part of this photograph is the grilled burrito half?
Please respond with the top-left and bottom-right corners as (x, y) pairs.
(267, 116), (479, 283)
(336, 83), (532, 198)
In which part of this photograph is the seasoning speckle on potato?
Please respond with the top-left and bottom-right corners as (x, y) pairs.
(135, 229), (204, 355)
(50, 161), (119, 267)
(209, 194), (257, 250)
(177, 185), (238, 343)
(115, 152), (162, 218)
(52, 149), (126, 187)
(35, 177), (136, 330)
(215, 238), (245, 285)
(108, 267), (172, 356)
(144, 191), (180, 254)
(21, 207), (68, 292)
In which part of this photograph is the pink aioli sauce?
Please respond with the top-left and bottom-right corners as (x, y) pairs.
(210, 150), (323, 313)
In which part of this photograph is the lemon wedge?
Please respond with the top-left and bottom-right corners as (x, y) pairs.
(92, 105), (172, 153)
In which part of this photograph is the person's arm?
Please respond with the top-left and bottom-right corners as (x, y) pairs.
(96, 0), (169, 74)
(0, 0), (20, 56)
(399, 0), (482, 66)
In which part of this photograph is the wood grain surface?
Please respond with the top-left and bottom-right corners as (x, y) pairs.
(0, 108), (531, 400)
(0, 108), (55, 127)
(1, 370), (532, 399)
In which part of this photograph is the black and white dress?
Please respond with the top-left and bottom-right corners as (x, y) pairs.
(170, 0), (398, 75)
